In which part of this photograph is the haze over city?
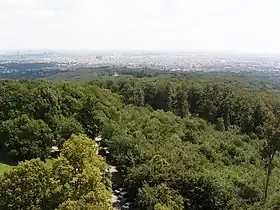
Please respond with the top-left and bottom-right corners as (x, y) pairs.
(1, 0), (280, 53)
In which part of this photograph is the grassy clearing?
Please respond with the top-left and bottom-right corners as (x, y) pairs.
(0, 163), (12, 174)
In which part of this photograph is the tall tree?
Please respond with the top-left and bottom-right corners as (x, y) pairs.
(262, 121), (280, 203)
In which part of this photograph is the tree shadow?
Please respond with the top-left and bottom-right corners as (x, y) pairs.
(0, 144), (18, 166)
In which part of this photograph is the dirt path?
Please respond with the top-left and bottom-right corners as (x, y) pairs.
(110, 165), (125, 209)
(96, 137), (129, 209)
(110, 165), (120, 209)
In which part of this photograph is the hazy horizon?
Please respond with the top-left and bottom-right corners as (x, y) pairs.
(3, 49), (280, 56)
(1, 0), (280, 53)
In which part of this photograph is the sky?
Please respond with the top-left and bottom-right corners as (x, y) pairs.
(0, 0), (280, 53)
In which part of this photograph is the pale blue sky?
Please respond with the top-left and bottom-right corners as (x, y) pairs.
(1, 0), (280, 53)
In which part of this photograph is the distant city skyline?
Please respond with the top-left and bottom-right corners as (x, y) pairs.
(2, 49), (280, 57)
(1, 0), (280, 53)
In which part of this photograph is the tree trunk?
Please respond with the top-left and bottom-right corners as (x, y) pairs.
(264, 152), (275, 203)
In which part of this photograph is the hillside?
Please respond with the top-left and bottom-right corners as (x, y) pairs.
(0, 76), (280, 209)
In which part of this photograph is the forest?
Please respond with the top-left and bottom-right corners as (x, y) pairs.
(1, 71), (280, 209)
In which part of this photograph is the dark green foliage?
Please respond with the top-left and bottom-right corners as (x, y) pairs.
(101, 105), (272, 209)
(216, 117), (225, 131)
(2, 75), (280, 209)
(0, 114), (53, 160)
(92, 77), (280, 137)
(0, 80), (122, 161)
(50, 116), (84, 147)
(76, 97), (103, 139)
(137, 183), (184, 210)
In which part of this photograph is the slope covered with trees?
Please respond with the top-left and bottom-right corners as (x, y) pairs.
(0, 77), (280, 209)
(92, 77), (280, 137)
(101, 105), (280, 209)
(0, 80), (121, 162)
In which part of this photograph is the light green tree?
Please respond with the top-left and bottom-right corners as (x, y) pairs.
(0, 134), (112, 210)
(0, 159), (53, 210)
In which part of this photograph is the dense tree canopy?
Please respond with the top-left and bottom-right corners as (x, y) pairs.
(101, 106), (275, 209)
(0, 134), (112, 210)
(0, 80), (122, 161)
(1, 76), (280, 209)
(92, 77), (280, 136)
(0, 114), (53, 160)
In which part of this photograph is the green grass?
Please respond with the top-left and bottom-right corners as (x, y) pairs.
(0, 163), (12, 174)
(0, 159), (56, 176)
